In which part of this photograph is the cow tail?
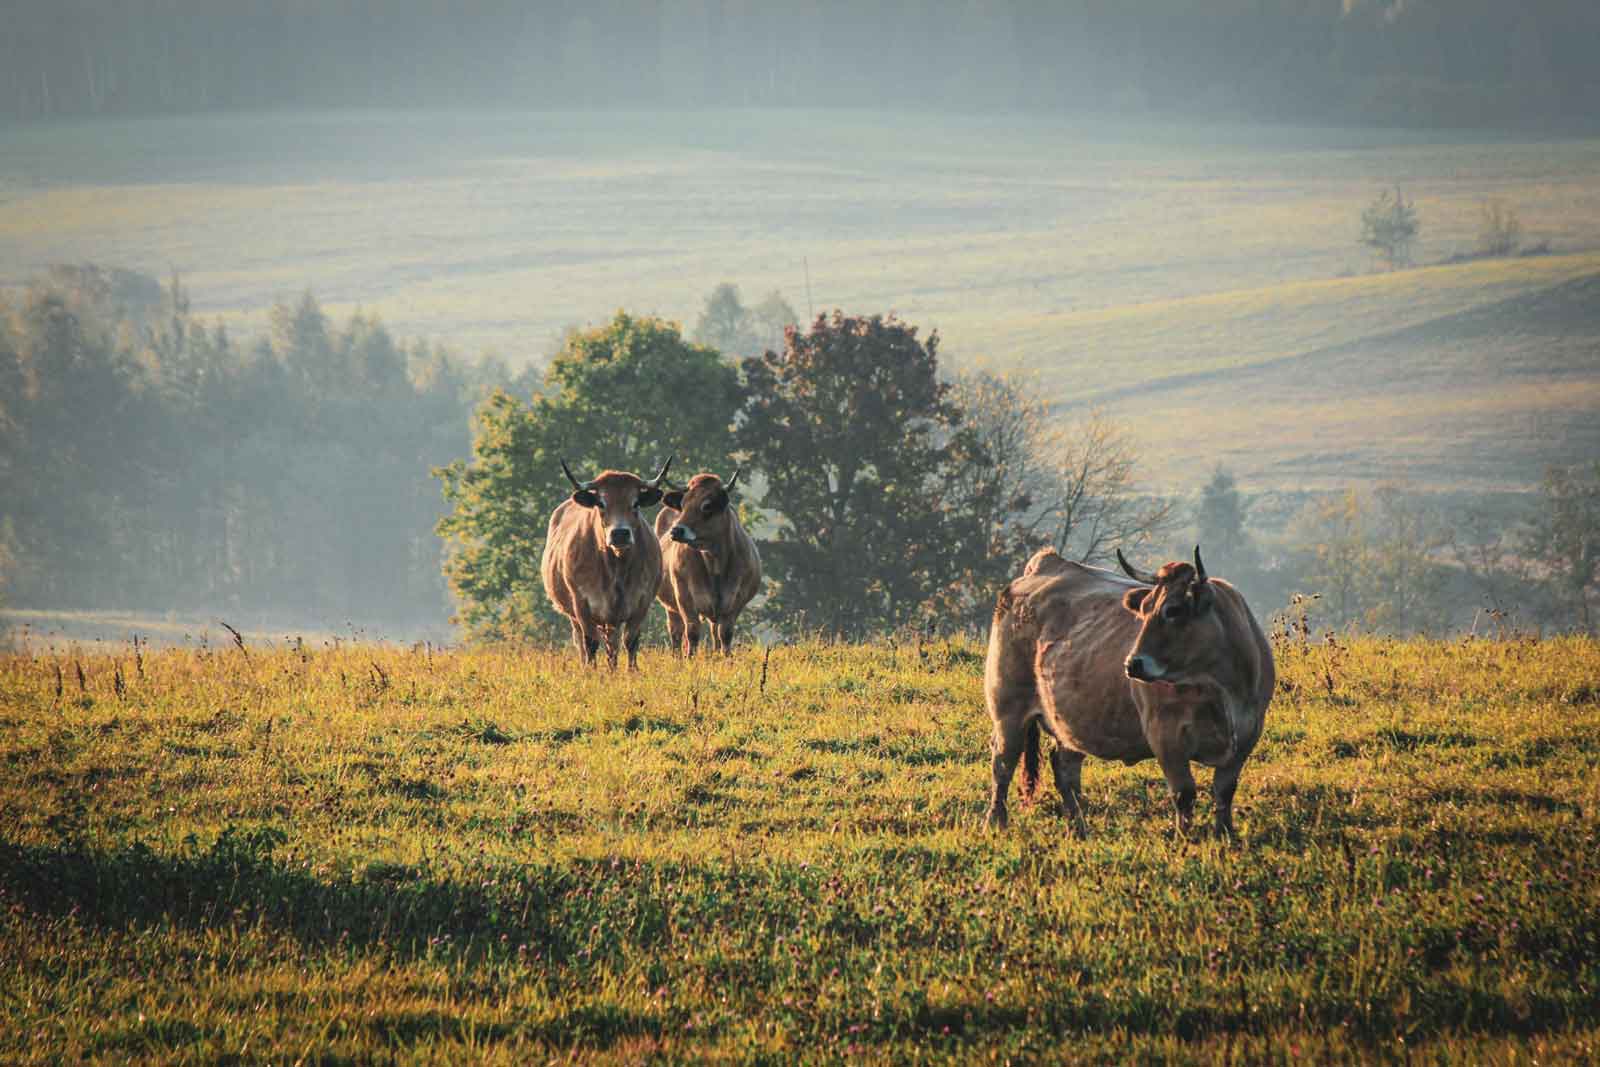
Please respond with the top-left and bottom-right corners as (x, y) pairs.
(1019, 718), (1042, 804)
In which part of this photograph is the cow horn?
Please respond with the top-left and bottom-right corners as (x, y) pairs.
(647, 456), (674, 487)
(1193, 545), (1207, 583)
(560, 458), (591, 491)
(725, 467), (742, 491)
(1116, 547), (1158, 585)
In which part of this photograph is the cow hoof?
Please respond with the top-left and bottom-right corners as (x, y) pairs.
(984, 806), (1008, 830)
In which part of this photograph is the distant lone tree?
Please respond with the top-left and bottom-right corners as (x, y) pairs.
(1477, 198), (1523, 258)
(1360, 184), (1419, 270)
(693, 283), (760, 358)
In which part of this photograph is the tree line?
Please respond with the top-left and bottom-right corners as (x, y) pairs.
(0, 266), (507, 628)
(5, 0), (1597, 128)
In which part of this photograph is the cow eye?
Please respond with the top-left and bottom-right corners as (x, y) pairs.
(1161, 601), (1187, 623)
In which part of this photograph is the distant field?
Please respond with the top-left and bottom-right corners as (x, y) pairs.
(3, 110), (1598, 489)
(0, 608), (451, 652)
(2, 637), (1598, 1063)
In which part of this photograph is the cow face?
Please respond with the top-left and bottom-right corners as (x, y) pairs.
(662, 469), (740, 548)
(1120, 555), (1219, 687)
(561, 458), (671, 555)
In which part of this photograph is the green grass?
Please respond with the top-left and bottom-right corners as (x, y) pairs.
(3, 636), (1598, 1063)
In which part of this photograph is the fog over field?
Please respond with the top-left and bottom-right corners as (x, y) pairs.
(5, 111), (1599, 488)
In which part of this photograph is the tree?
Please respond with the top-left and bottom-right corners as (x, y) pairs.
(1194, 466), (1257, 574)
(1478, 197), (1523, 258)
(1525, 463), (1600, 633)
(949, 371), (1172, 570)
(751, 290), (798, 355)
(693, 283), (760, 358)
(1040, 408), (1174, 564)
(436, 312), (742, 641)
(1360, 184), (1419, 270)
(737, 312), (994, 638)
(1287, 486), (1452, 633)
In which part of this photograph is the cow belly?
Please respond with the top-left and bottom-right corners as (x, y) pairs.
(1036, 644), (1151, 763)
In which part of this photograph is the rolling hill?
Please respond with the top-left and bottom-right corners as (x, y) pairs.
(1017, 256), (1600, 490)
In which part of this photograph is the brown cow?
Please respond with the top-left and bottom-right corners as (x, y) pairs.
(541, 457), (672, 670)
(654, 469), (762, 657)
(984, 545), (1274, 837)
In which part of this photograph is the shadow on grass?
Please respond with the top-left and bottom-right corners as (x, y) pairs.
(0, 827), (586, 960)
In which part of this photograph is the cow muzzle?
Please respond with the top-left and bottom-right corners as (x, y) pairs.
(608, 526), (633, 548)
(1125, 654), (1165, 681)
(669, 525), (696, 544)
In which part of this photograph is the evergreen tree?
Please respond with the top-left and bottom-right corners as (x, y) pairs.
(1195, 465), (1256, 573)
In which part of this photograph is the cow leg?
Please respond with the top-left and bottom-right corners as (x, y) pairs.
(715, 616), (735, 657)
(622, 616), (645, 672)
(571, 617), (602, 667)
(1210, 757), (1246, 841)
(1049, 746), (1088, 835)
(684, 618), (702, 659)
(1154, 746), (1198, 836)
(985, 714), (1029, 830)
(601, 625), (621, 671)
(665, 609), (685, 658)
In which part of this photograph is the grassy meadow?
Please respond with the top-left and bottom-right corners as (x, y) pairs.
(2, 634), (1598, 1064)
(4, 111), (1600, 489)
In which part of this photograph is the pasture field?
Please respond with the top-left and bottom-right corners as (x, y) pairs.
(4, 111), (1600, 490)
(2, 635), (1598, 1064)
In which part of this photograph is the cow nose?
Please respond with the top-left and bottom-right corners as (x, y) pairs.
(1125, 655), (1150, 680)
(670, 525), (695, 544)
(609, 527), (632, 547)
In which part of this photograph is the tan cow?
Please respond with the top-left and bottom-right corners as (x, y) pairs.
(541, 457), (672, 670)
(984, 545), (1274, 837)
(654, 470), (762, 657)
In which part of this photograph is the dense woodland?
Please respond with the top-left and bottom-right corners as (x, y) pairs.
(4, 1), (1598, 128)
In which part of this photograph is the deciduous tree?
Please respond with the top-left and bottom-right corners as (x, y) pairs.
(437, 312), (741, 640)
(738, 313), (967, 636)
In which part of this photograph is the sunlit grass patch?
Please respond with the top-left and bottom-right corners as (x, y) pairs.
(2, 635), (1598, 1063)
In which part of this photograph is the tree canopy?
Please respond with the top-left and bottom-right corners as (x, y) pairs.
(737, 312), (1008, 637)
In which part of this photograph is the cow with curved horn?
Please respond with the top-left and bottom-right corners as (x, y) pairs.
(655, 468), (762, 657)
(983, 543), (1273, 837)
(541, 457), (673, 669)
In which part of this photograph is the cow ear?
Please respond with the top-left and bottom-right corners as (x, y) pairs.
(572, 489), (601, 509)
(702, 489), (729, 515)
(662, 490), (684, 511)
(636, 486), (663, 508)
(1122, 588), (1149, 614)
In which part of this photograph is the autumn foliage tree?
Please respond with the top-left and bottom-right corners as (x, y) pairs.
(736, 312), (1014, 637)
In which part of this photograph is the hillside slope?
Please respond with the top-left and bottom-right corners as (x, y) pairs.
(1043, 260), (1600, 490)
